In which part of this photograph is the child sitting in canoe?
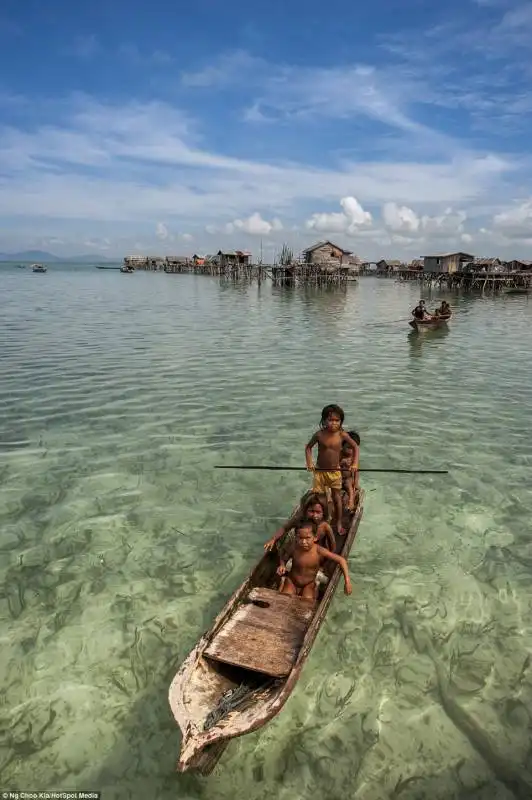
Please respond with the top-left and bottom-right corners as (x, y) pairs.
(277, 523), (352, 602)
(340, 430), (360, 511)
(263, 492), (334, 553)
(305, 405), (360, 536)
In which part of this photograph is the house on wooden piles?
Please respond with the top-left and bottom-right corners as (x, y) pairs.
(302, 240), (352, 265)
(376, 259), (404, 274)
(423, 252), (474, 273)
(216, 250), (252, 269)
(506, 260), (532, 272)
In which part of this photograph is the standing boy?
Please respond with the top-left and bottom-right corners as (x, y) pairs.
(305, 405), (360, 536)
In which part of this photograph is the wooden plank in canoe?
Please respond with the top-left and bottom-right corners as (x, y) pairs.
(204, 587), (314, 678)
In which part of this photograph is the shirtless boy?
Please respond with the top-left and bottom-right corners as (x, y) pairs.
(263, 492), (333, 553)
(277, 524), (352, 602)
(305, 405), (360, 535)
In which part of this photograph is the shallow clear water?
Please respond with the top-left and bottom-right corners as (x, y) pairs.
(1, 265), (532, 799)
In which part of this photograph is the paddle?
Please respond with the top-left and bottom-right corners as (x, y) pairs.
(214, 465), (448, 475)
(366, 318), (409, 327)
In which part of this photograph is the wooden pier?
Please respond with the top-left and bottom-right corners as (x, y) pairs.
(121, 248), (530, 294)
(122, 254), (358, 287)
(394, 269), (532, 292)
(270, 263), (356, 286)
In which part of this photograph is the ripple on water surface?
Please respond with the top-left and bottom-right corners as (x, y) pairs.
(1, 268), (532, 799)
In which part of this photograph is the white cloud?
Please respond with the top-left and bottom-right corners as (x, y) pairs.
(156, 222), (170, 240)
(382, 202), (420, 232)
(421, 207), (467, 236)
(182, 54), (437, 144)
(306, 197), (372, 236)
(492, 200), (532, 238)
(0, 83), (527, 258)
(461, 232), (473, 243)
(224, 212), (282, 236)
(82, 237), (111, 250)
(181, 50), (264, 88)
(0, 96), (514, 231)
(180, 233), (193, 242)
(381, 203), (468, 239)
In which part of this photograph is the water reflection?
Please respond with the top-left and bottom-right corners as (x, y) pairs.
(2, 269), (532, 799)
(407, 326), (450, 358)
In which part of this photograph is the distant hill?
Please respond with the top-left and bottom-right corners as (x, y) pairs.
(68, 254), (118, 263)
(0, 250), (116, 263)
(0, 250), (62, 262)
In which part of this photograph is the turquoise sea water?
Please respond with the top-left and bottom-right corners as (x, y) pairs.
(1, 264), (532, 799)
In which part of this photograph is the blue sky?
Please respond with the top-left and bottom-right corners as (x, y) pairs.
(1, 0), (532, 259)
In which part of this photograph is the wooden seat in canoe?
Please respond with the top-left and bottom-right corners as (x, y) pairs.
(203, 587), (314, 678)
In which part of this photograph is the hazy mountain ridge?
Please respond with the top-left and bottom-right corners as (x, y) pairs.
(0, 250), (117, 263)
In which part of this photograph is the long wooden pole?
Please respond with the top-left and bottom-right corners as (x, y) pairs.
(214, 466), (448, 475)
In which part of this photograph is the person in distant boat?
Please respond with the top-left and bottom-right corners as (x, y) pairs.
(263, 492), (333, 553)
(277, 523), (352, 601)
(412, 300), (430, 320)
(305, 405), (359, 537)
(340, 430), (360, 511)
(437, 301), (451, 317)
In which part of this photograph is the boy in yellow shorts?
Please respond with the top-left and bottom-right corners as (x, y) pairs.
(305, 405), (360, 536)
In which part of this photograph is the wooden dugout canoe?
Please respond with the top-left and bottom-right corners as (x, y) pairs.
(168, 489), (365, 774)
(409, 314), (451, 331)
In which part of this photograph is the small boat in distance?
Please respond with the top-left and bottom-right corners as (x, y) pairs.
(409, 314), (451, 331)
(96, 264), (122, 270)
(120, 265), (134, 274)
(505, 287), (529, 296)
(169, 490), (365, 774)
(31, 263), (47, 273)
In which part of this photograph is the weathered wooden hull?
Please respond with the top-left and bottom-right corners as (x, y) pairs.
(505, 288), (529, 296)
(409, 315), (450, 331)
(169, 491), (365, 774)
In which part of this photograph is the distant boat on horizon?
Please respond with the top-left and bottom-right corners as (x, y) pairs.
(32, 263), (47, 273)
(96, 265), (122, 270)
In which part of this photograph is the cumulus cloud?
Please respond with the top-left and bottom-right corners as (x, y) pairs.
(382, 202), (420, 233)
(382, 203), (468, 239)
(421, 207), (466, 236)
(224, 212), (283, 236)
(492, 200), (532, 238)
(156, 222), (170, 240)
(0, 82), (525, 257)
(306, 196), (372, 236)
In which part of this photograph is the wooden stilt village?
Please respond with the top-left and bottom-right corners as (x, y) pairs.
(121, 242), (532, 293)
(122, 241), (361, 287)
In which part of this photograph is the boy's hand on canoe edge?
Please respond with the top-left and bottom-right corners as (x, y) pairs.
(264, 537), (276, 552)
(277, 565), (287, 576)
(344, 579), (353, 596)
